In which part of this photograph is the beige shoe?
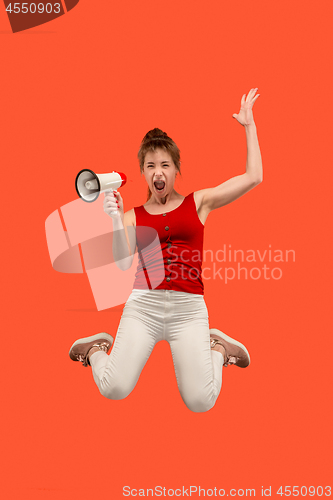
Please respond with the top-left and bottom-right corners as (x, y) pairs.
(69, 333), (114, 367)
(210, 328), (250, 368)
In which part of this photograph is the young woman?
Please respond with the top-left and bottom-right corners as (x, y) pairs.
(69, 88), (262, 412)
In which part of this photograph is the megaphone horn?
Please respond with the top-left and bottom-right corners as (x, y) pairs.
(75, 169), (127, 202)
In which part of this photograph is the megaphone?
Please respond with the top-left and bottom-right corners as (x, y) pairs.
(75, 169), (127, 203)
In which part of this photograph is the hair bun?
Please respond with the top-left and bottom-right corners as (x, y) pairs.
(142, 128), (169, 143)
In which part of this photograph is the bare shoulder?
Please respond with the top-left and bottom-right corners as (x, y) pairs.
(193, 189), (211, 211)
(124, 208), (136, 227)
(193, 190), (212, 226)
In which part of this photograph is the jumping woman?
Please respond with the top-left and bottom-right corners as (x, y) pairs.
(69, 88), (262, 412)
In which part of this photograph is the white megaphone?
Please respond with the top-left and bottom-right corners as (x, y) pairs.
(75, 169), (127, 203)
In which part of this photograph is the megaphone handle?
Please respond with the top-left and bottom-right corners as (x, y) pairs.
(109, 189), (118, 215)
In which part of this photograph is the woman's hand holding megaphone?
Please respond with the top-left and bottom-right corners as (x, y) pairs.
(103, 190), (124, 219)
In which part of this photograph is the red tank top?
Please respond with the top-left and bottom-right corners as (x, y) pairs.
(133, 192), (204, 295)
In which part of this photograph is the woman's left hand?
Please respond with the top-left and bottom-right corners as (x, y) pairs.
(232, 88), (260, 126)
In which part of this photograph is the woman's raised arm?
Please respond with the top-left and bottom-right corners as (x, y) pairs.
(196, 88), (263, 212)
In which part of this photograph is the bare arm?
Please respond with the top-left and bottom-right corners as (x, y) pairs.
(112, 211), (136, 271)
(198, 88), (263, 212)
(104, 190), (136, 271)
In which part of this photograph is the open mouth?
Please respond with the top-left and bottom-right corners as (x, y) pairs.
(154, 180), (166, 192)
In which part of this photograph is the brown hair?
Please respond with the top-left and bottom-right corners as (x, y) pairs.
(138, 128), (181, 201)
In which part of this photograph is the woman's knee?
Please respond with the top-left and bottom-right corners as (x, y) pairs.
(98, 380), (134, 401)
(182, 392), (217, 413)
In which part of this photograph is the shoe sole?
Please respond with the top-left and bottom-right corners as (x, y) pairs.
(69, 332), (114, 362)
(210, 328), (250, 367)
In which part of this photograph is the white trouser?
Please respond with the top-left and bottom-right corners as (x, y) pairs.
(89, 289), (224, 412)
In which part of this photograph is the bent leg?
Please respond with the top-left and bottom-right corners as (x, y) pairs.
(169, 326), (224, 412)
(90, 297), (160, 400)
(167, 295), (224, 412)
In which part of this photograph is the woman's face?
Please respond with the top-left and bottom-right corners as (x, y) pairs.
(143, 148), (177, 198)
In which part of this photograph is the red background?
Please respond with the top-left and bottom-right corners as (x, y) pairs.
(1, 1), (332, 498)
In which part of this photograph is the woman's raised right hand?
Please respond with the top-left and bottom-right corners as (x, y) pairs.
(103, 190), (124, 219)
